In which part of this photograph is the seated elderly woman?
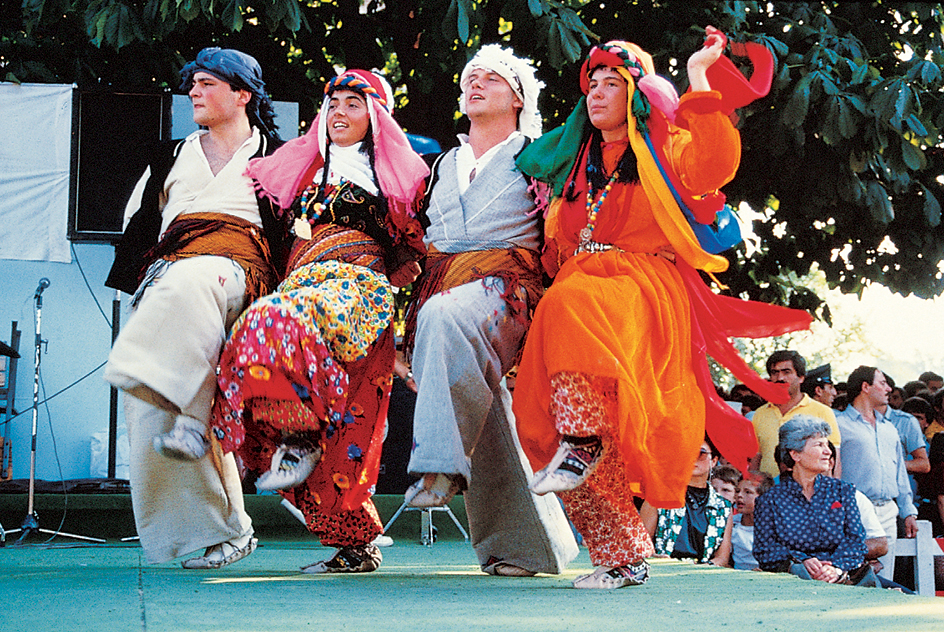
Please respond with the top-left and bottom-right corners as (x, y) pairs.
(753, 415), (877, 587)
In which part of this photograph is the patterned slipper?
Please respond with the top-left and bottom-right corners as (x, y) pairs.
(529, 436), (603, 495)
(301, 543), (382, 574)
(572, 561), (649, 589)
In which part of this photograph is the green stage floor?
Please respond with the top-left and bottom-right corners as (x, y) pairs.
(3, 541), (944, 632)
(1, 495), (944, 631)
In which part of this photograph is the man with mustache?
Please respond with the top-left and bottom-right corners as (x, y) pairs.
(751, 350), (842, 477)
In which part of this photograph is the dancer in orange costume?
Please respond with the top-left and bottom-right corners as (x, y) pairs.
(513, 28), (813, 589)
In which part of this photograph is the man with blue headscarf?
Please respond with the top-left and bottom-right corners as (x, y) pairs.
(104, 47), (288, 569)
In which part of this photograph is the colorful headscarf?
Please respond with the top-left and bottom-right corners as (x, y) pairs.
(246, 69), (428, 221)
(518, 36), (773, 274)
(179, 47), (275, 132)
(316, 70), (395, 159)
(459, 44), (545, 138)
(579, 41), (680, 129)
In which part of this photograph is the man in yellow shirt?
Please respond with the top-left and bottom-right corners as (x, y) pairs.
(751, 350), (841, 476)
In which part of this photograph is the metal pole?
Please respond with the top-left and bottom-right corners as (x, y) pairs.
(108, 290), (120, 478)
(25, 290), (43, 518)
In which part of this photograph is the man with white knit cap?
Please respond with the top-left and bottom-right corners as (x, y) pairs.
(402, 45), (578, 576)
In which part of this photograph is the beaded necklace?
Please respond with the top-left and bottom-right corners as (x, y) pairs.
(293, 178), (348, 240)
(577, 169), (620, 251)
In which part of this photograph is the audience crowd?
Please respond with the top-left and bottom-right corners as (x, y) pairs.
(700, 353), (944, 592)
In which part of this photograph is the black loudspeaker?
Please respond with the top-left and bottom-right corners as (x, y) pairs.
(376, 378), (416, 494)
(68, 90), (172, 242)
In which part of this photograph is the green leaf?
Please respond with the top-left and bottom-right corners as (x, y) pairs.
(920, 183), (942, 228)
(838, 172), (865, 203)
(221, 0), (243, 32)
(920, 60), (942, 84)
(849, 60), (868, 85)
(179, 0), (199, 22)
(823, 96), (859, 144)
(906, 113), (928, 137)
(870, 78), (908, 131)
(116, 6), (134, 48)
(773, 59), (791, 91)
(555, 22), (581, 65)
(547, 19), (562, 69)
(782, 73), (813, 129)
(527, 0), (545, 18)
(93, 10), (108, 46)
(756, 34), (788, 59)
(894, 82), (912, 121)
(442, 0), (457, 40)
(900, 138), (926, 171)
(557, 7), (596, 40)
(844, 94), (867, 115)
(821, 96), (843, 145)
(838, 97), (858, 139)
(456, 0), (471, 43)
(282, 0), (301, 32)
(818, 72), (839, 96)
(104, 6), (119, 46)
(865, 180), (894, 224)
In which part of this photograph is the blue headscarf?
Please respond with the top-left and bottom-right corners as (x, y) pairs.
(179, 47), (277, 135)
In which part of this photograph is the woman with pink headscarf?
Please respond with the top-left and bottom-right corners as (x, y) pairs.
(211, 69), (428, 574)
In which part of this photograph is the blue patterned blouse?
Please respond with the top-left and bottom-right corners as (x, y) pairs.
(753, 474), (867, 572)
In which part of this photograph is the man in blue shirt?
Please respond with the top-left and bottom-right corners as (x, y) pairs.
(880, 374), (930, 486)
(836, 365), (919, 581)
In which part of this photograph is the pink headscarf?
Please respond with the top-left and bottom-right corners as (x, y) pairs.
(246, 69), (429, 216)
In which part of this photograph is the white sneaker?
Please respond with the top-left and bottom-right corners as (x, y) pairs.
(372, 535), (394, 547)
(572, 561), (649, 589)
(255, 444), (322, 491)
(153, 423), (209, 461)
(529, 437), (603, 495)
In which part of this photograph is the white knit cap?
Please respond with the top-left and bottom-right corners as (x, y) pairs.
(459, 44), (545, 138)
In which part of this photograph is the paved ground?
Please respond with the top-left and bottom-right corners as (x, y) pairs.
(2, 538), (944, 632)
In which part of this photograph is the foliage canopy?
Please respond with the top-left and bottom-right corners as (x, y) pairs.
(4, 1), (944, 310)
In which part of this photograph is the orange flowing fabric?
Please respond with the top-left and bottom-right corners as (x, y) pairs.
(514, 93), (810, 508)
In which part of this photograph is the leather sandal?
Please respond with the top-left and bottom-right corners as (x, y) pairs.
(181, 536), (257, 570)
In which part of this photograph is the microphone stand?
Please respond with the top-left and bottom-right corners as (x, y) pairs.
(5, 280), (105, 545)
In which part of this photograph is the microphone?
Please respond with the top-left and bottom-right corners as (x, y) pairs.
(34, 278), (50, 298)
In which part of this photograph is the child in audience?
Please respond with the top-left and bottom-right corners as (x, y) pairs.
(710, 463), (742, 504)
(711, 472), (774, 569)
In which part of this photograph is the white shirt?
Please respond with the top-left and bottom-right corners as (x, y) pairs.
(855, 490), (887, 540)
(123, 128), (263, 235)
(454, 131), (522, 195)
(730, 514), (758, 570)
